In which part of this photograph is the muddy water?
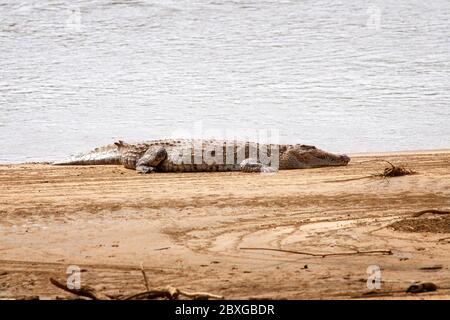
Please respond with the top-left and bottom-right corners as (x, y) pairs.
(1, 0), (449, 163)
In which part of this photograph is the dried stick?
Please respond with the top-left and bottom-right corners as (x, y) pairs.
(412, 209), (450, 218)
(374, 161), (416, 178)
(140, 262), (150, 291)
(240, 247), (392, 257)
(49, 278), (111, 300)
(325, 175), (374, 183)
(178, 289), (224, 300)
(122, 289), (176, 300)
(123, 286), (223, 300)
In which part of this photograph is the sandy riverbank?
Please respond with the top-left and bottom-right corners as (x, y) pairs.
(0, 151), (449, 299)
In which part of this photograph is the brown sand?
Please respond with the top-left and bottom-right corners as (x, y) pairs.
(0, 151), (449, 299)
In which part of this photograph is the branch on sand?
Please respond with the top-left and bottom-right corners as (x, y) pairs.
(49, 278), (112, 300)
(326, 160), (416, 183)
(412, 209), (450, 218)
(240, 247), (392, 258)
(122, 287), (223, 300)
(122, 287), (179, 300)
(134, 263), (224, 300)
(373, 160), (416, 178)
(49, 277), (223, 300)
(140, 262), (150, 291)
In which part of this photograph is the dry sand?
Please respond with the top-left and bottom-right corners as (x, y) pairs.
(0, 151), (449, 299)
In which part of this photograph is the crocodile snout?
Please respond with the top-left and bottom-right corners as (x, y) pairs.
(341, 154), (350, 165)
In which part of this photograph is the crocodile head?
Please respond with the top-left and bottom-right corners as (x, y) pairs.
(283, 144), (350, 168)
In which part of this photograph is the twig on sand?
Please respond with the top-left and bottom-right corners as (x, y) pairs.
(123, 287), (179, 300)
(326, 159), (416, 183)
(419, 265), (443, 271)
(412, 209), (450, 218)
(122, 287), (224, 300)
(374, 160), (416, 178)
(50, 278), (223, 300)
(177, 289), (224, 300)
(49, 278), (111, 300)
(325, 175), (374, 183)
(140, 262), (150, 291)
(239, 247), (392, 258)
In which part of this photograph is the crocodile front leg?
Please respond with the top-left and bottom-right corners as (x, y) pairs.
(135, 146), (167, 174)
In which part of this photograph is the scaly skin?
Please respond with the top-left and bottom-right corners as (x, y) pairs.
(54, 139), (350, 173)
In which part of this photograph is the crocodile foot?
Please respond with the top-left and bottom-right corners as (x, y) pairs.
(136, 165), (155, 174)
(240, 158), (277, 173)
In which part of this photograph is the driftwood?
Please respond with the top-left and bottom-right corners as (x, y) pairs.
(326, 160), (416, 183)
(122, 287), (223, 300)
(177, 289), (224, 300)
(135, 264), (224, 300)
(419, 265), (443, 271)
(140, 262), (150, 291)
(374, 160), (416, 178)
(49, 278), (111, 300)
(122, 287), (179, 300)
(240, 247), (392, 257)
(50, 277), (223, 300)
(412, 209), (450, 218)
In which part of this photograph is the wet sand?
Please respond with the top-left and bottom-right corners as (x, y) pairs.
(0, 151), (449, 299)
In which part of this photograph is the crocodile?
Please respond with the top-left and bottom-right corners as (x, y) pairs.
(54, 139), (350, 173)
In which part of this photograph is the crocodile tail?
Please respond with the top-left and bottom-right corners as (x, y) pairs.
(53, 142), (124, 166)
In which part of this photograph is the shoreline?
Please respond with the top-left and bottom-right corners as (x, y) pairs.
(348, 148), (450, 157)
(0, 150), (449, 299)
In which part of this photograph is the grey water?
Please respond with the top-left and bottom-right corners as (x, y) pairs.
(0, 0), (449, 163)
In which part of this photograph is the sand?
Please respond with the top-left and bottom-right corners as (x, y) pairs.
(0, 151), (449, 299)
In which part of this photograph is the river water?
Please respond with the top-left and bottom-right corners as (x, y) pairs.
(1, 0), (449, 163)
